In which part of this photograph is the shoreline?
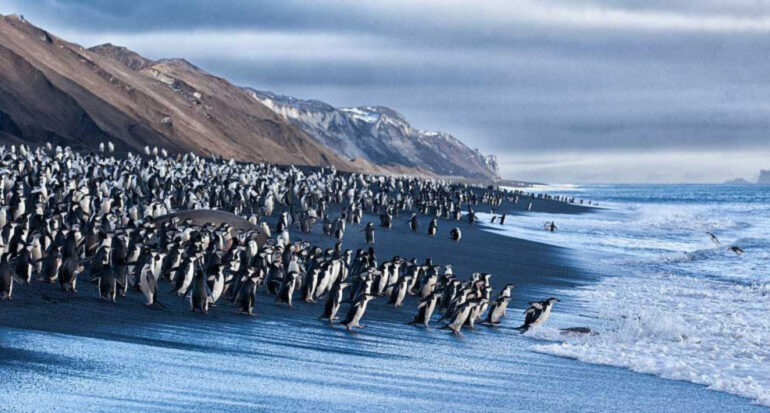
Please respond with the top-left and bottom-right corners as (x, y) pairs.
(0, 198), (765, 412)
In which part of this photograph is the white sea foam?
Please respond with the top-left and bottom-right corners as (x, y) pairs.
(479, 186), (770, 406)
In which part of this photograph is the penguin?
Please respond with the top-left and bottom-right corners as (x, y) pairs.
(97, 267), (118, 302)
(388, 275), (411, 308)
(276, 271), (300, 308)
(207, 264), (226, 305)
(188, 268), (212, 315)
(341, 294), (375, 331)
(516, 297), (560, 332)
(235, 272), (259, 315)
(450, 227), (462, 242)
(14, 245), (34, 284)
(0, 253), (18, 300)
(58, 257), (82, 293)
(427, 219), (437, 237)
(409, 292), (441, 328)
(443, 299), (478, 334)
(728, 246), (744, 255)
(363, 222), (375, 245)
(708, 232), (720, 246)
(409, 214), (419, 232)
(138, 263), (160, 306)
(320, 281), (351, 321)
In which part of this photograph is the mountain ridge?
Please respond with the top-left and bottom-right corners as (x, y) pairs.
(0, 13), (498, 181)
(251, 89), (500, 180)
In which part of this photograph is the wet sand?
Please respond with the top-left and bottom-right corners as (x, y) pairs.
(0, 197), (764, 412)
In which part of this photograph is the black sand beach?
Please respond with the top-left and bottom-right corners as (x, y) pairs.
(0, 197), (764, 412)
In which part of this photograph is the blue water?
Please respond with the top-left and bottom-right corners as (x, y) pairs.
(2, 185), (769, 411)
(483, 184), (770, 407)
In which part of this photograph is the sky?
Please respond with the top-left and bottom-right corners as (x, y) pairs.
(3, 0), (770, 183)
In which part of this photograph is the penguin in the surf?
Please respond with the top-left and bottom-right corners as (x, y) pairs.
(516, 297), (560, 332)
(728, 246), (744, 255)
(708, 232), (720, 246)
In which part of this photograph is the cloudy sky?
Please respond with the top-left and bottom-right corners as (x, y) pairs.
(4, 0), (770, 182)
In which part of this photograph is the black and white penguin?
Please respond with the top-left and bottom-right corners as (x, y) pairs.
(363, 222), (375, 245)
(728, 246), (744, 255)
(450, 227), (462, 242)
(708, 232), (720, 246)
(320, 281), (351, 322)
(409, 214), (419, 232)
(137, 263), (159, 306)
(341, 294), (376, 331)
(443, 299), (479, 334)
(97, 267), (118, 302)
(276, 271), (300, 308)
(235, 272), (259, 315)
(427, 219), (437, 237)
(409, 292), (441, 328)
(0, 253), (18, 300)
(188, 269), (212, 315)
(58, 257), (82, 293)
(516, 297), (560, 332)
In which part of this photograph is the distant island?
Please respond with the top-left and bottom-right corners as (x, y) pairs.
(724, 170), (770, 185)
(723, 178), (752, 185)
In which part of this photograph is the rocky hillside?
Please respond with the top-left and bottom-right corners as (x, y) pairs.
(0, 14), (499, 180)
(0, 14), (351, 168)
(251, 90), (500, 180)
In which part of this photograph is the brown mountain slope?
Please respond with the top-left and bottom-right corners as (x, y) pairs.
(0, 14), (353, 168)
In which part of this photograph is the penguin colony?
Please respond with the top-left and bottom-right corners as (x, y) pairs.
(0, 143), (578, 334)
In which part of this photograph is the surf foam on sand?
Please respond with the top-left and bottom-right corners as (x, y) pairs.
(477, 185), (770, 407)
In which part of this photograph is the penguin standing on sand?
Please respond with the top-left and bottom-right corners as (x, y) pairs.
(450, 227), (462, 242)
(138, 263), (159, 306)
(516, 297), (560, 332)
(486, 284), (514, 325)
(409, 214), (419, 232)
(409, 292), (441, 328)
(97, 267), (118, 302)
(363, 222), (375, 245)
(0, 253), (18, 300)
(342, 294), (375, 331)
(188, 268), (212, 315)
(320, 282), (351, 321)
(427, 219), (437, 237)
(236, 272), (259, 315)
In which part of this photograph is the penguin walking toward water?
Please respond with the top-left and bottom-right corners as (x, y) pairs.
(188, 268), (212, 315)
(450, 227), (461, 242)
(485, 284), (515, 325)
(427, 219), (437, 237)
(59, 257), (82, 294)
(515, 297), (560, 332)
(276, 271), (300, 308)
(0, 253), (19, 300)
(409, 292), (441, 328)
(320, 282), (351, 321)
(443, 300), (479, 334)
(409, 214), (419, 232)
(97, 267), (118, 302)
(341, 294), (376, 331)
(138, 263), (160, 306)
(363, 222), (375, 245)
(235, 272), (259, 315)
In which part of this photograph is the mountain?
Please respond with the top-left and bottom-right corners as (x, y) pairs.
(723, 178), (752, 185)
(758, 170), (770, 184)
(251, 90), (500, 180)
(0, 14), (353, 168)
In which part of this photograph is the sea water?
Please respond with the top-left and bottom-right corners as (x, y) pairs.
(479, 184), (770, 407)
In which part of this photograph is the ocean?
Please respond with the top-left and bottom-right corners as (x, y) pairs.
(480, 184), (770, 407)
(1, 185), (768, 412)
